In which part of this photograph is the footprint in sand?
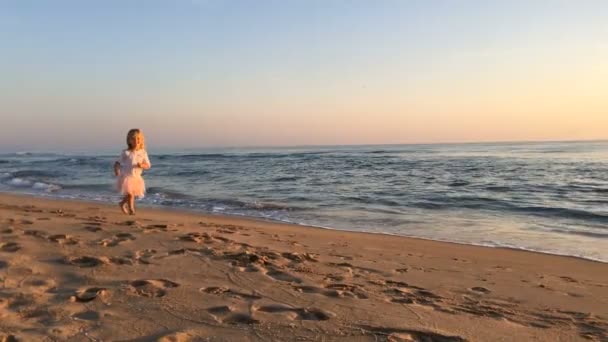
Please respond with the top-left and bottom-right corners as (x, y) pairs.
(84, 226), (103, 232)
(224, 251), (271, 271)
(294, 283), (368, 299)
(325, 283), (369, 299)
(327, 262), (388, 276)
(207, 305), (234, 322)
(207, 305), (234, 316)
(23, 229), (47, 239)
(22, 277), (57, 294)
(384, 284), (443, 308)
(48, 234), (79, 245)
(155, 331), (208, 341)
(0, 260), (7, 269)
(359, 325), (466, 342)
(470, 286), (491, 294)
(143, 224), (169, 233)
(70, 287), (108, 303)
(66, 255), (132, 267)
(121, 220), (140, 226)
(83, 220), (104, 225)
(211, 235), (232, 243)
(66, 256), (105, 268)
(115, 232), (136, 240)
(0, 242), (21, 252)
(216, 229), (236, 234)
(178, 232), (231, 244)
(100, 256), (134, 265)
(560, 276), (579, 283)
(178, 232), (209, 243)
(221, 313), (260, 325)
(201, 286), (231, 295)
(0, 228), (14, 234)
(255, 304), (334, 321)
(281, 252), (319, 263)
(265, 268), (303, 283)
(200, 286), (261, 300)
(205, 306), (260, 325)
(83, 221), (103, 227)
(85, 215), (106, 222)
(128, 279), (179, 298)
(134, 249), (157, 264)
(99, 233), (136, 247)
(71, 310), (100, 321)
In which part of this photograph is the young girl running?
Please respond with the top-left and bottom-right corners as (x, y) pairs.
(113, 129), (151, 215)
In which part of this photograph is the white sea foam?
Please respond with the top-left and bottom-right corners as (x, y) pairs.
(8, 178), (31, 187)
(32, 182), (61, 192)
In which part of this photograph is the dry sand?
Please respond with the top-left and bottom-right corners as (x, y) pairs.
(0, 193), (606, 341)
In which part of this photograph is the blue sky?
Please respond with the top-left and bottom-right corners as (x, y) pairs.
(1, 1), (607, 152)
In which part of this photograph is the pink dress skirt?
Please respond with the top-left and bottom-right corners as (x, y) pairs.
(117, 173), (146, 198)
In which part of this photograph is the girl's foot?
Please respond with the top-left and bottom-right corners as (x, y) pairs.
(129, 207), (136, 215)
(119, 201), (129, 215)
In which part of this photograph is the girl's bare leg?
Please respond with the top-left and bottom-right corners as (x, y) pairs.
(128, 194), (135, 215)
(119, 195), (129, 215)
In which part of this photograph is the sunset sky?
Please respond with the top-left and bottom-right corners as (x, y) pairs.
(1, 1), (607, 151)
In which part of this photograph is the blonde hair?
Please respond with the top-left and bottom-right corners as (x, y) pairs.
(126, 128), (146, 151)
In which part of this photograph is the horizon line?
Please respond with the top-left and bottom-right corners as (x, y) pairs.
(1, 138), (607, 155)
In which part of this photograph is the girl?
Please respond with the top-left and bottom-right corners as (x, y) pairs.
(113, 129), (151, 215)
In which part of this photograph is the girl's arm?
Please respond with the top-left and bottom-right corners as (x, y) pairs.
(114, 151), (124, 176)
(137, 151), (151, 170)
(138, 161), (151, 170)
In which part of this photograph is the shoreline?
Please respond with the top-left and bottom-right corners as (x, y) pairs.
(2, 191), (606, 265)
(0, 192), (607, 341)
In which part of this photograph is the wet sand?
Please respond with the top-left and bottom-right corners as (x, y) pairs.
(0, 193), (606, 341)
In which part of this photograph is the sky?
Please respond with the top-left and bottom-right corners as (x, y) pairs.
(1, 0), (607, 152)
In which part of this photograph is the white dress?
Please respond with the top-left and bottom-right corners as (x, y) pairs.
(116, 149), (151, 198)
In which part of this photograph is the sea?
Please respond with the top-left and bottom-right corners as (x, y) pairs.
(1, 141), (607, 262)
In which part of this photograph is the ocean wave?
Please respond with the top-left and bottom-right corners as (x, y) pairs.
(26, 156), (111, 167)
(159, 151), (334, 161)
(485, 186), (512, 192)
(3, 178), (61, 192)
(7, 178), (31, 187)
(550, 228), (608, 239)
(163, 153), (231, 160)
(32, 182), (61, 192)
(0, 152), (64, 157)
(199, 198), (307, 212)
(449, 180), (470, 187)
(273, 176), (302, 182)
(147, 187), (196, 200)
(413, 196), (608, 223)
(244, 201), (292, 211)
(61, 183), (112, 192)
(173, 170), (210, 177)
(515, 206), (608, 223)
(11, 170), (65, 178)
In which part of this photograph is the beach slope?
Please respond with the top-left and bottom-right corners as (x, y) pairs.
(0, 193), (606, 341)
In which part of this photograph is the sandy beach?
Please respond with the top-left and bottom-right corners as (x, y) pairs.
(0, 193), (606, 341)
